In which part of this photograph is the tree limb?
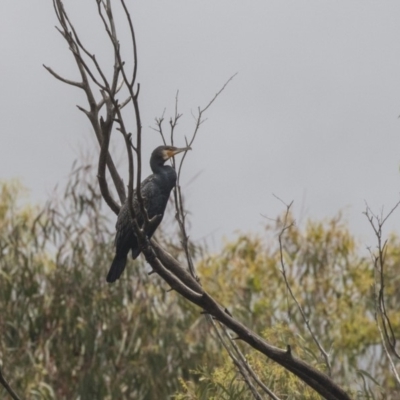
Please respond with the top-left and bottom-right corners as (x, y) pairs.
(0, 366), (22, 400)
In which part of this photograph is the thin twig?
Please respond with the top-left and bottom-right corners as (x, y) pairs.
(364, 200), (400, 361)
(216, 320), (282, 400)
(209, 317), (264, 400)
(376, 312), (400, 385)
(155, 82), (280, 400)
(276, 198), (332, 375)
(42, 65), (83, 88)
(177, 73), (237, 181)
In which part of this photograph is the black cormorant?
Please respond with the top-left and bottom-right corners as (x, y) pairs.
(107, 145), (190, 283)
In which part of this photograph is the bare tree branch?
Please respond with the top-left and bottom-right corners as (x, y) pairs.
(177, 73), (237, 181)
(120, 0), (138, 87)
(376, 314), (400, 385)
(98, 92), (120, 214)
(274, 197), (333, 375)
(145, 243), (351, 400)
(216, 319), (282, 400)
(47, 0), (126, 208)
(211, 322), (264, 400)
(364, 200), (400, 372)
(0, 366), (21, 400)
(42, 65), (83, 88)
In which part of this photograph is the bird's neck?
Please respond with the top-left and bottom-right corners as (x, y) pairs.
(151, 162), (176, 179)
(151, 163), (177, 188)
(151, 160), (170, 174)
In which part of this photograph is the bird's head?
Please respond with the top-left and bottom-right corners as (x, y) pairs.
(150, 145), (191, 172)
(154, 145), (191, 162)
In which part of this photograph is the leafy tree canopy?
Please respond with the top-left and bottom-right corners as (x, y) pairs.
(1, 168), (399, 399)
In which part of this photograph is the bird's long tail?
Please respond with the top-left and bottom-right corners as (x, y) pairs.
(131, 246), (141, 260)
(107, 254), (127, 283)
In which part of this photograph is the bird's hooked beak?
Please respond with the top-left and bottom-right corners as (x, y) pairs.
(166, 146), (191, 159)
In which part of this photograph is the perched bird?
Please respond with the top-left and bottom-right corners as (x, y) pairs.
(107, 145), (190, 283)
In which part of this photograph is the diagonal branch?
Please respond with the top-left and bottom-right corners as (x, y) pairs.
(143, 243), (351, 400)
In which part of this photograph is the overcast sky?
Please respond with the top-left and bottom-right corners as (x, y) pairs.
(2, 1), (400, 250)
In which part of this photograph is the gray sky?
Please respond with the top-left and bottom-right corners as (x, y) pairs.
(2, 1), (400, 250)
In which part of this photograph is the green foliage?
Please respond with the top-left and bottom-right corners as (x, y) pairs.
(174, 323), (323, 400)
(1, 168), (400, 399)
(184, 214), (400, 399)
(0, 168), (221, 400)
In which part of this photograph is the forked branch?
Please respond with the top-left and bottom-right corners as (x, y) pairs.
(46, 0), (126, 211)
